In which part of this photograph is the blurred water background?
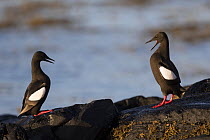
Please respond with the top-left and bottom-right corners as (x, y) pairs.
(0, 0), (210, 115)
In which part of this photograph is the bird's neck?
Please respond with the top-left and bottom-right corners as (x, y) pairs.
(157, 38), (170, 59)
(31, 60), (45, 80)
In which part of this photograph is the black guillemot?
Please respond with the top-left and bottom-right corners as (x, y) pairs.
(145, 32), (185, 108)
(19, 51), (54, 116)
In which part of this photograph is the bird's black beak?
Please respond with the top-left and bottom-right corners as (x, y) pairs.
(45, 56), (55, 64)
(145, 38), (159, 51)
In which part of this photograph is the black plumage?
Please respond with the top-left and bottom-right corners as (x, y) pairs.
(19, 51), (54, 116)
(146, 32), (185, 108)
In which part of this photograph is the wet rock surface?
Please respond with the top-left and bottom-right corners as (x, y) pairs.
(0, 99), (118, 140)
(114, 96), (163, 112)
(0, 123), (27, 140)
(1, 79), (210, 140)
(111, 79), (210, 140)
(0, 114), (18, 123)
(185, 135), (210, 140)
(184, 78), (210, 97)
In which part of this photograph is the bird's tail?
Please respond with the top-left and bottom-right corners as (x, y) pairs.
(180, 86), (186, 92)
(18, 105), (32, 117)
(18, 110), (26, 117)
(178, 85), (186, 98)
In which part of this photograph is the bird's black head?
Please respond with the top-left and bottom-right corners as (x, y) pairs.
(33, 51), (55, 63)
(145, 32), (168, 51)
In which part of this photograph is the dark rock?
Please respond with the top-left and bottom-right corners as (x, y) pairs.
(110, 93), (210, 140)
(0, 114), (18, 123)
(0, 123), (27, 140)
(1, 79), (210, 140)
(184, 78), (210, 97)
(15, 99), (118, 140)
(114, 96), (163, 111)
(114, 86), (191, 112)
(184, 135), (210, 140)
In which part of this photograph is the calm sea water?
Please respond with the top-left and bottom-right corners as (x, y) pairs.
(0, 0), (210, 115)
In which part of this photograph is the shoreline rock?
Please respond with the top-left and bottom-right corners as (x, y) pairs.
(111, 93), (210, 139)
(1, 99), (118, 140)
(110, 79), (210, 140)
(1, 79), (210, 140)
(114, 96), (163, 112)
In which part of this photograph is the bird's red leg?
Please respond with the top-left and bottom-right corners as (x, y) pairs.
(165, 94), (174, 104)
(34, 109), (53, 116)
(152, 96), (167, 108)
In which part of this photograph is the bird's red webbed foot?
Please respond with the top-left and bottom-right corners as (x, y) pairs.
(34, 109), (53, 116)
(152, 95), (167, 108)
(152, 94), (174, 108)
(152, 102), (165, 108)
(164, 94), (174, 104)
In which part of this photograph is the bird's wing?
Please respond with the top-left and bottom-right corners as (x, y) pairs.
(28, 87), (46, 101)
(159, 56), (181, 82)
(159, 66), (177, 80)
(20, 81), (46, 115)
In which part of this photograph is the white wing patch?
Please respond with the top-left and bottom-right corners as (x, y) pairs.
(159, 66), (177, 80)
(29, 87), (46, 101)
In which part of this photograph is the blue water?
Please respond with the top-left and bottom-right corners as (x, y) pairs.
(0, 0), (210, 115)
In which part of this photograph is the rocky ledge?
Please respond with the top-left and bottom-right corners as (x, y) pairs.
(111, 78), (210, 140)
(0, 99), (118, 140)
(0, 79), (210, 140)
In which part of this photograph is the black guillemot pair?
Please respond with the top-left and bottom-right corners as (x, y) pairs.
(18, 32), (184, 117)
(146, 32), (185, 108)
(19, 51), (54, 117)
